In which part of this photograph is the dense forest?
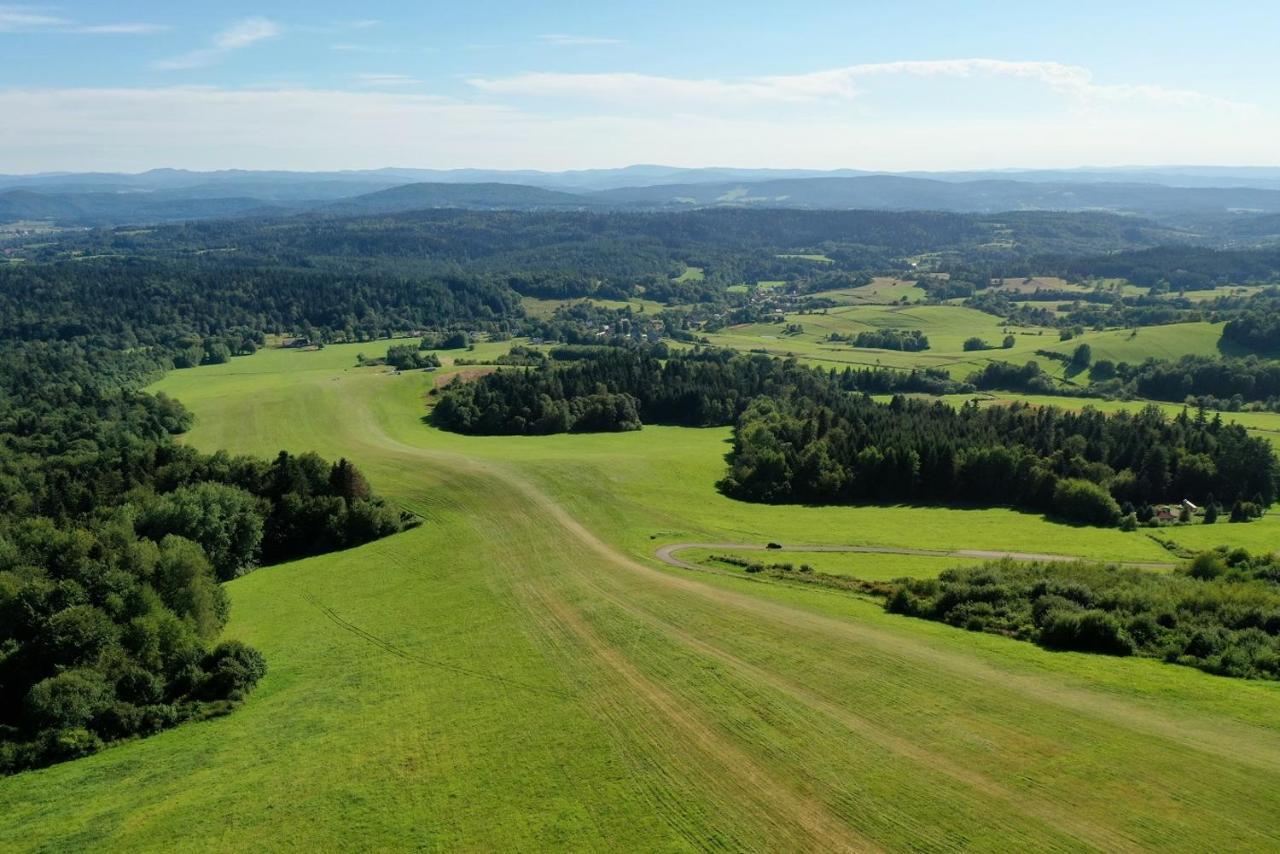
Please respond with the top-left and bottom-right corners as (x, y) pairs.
(1049, 246), (1280, 291)
(887, 549), (1280, 680)
(0, 260), (522, 349)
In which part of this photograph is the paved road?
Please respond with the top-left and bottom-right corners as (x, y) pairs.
(654, 542), (1176, 571)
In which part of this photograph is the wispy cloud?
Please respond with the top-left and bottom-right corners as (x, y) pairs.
(351, 73), (419, 87)
(0, 5), (165, 34)
(76, 22), (169, 35)
(469, 58), (1247, 111)
(538, 33), (624, 47)
(0, 5), (67, 31)
(154, 16), (280, 70)
(331, 43), (400, 54)
(213, 17), (279, 50)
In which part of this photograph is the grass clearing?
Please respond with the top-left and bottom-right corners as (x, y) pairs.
(674, 265), (704, 283)
(809, 276), (926, 305)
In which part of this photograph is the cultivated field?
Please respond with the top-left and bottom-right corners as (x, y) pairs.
(4, 339), (1279, 850)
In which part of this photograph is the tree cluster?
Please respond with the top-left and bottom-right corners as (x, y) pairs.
(720, 396), (1276, 525)
(432, 348), (969, 437)
(887, 550), (1280, 680)
(828, 329), (930, 351)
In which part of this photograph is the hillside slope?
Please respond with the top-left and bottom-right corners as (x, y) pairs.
(3, 343), (1279, 850)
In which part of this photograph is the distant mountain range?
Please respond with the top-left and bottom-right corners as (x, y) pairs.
(6, 165), (1280, 228)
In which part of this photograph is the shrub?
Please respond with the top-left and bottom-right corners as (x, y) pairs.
(1188, 552), (1226, 580)
(1041, 609), (1133, 655)
(199, 641), (268, 700)
(886, 551), (1280, 679)
(25, 670), (111, 731)
(136, 483), (265, 581)
(1053, 478), (1122, 526)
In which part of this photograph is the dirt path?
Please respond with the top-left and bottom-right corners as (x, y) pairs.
(655, 542), (1178, 571)
(573, 570), (1145, 854)
(343, 420), (1280, 774)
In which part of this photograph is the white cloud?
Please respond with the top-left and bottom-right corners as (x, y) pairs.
(538, 33), (624, 47)
(155, 16), (279, 69)
(0, 5), (164, 34)
(331, 43), (402, 54)
(75, 23), (170, 35)
(352, 73), (419, 87)
(469, 58), (1248, 111)
(0, 5), (67, 30)
(213, 17), (279, 49)
(0, 84), (1275, 174)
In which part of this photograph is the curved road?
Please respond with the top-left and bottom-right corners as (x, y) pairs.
(655, 542), (1176, 571)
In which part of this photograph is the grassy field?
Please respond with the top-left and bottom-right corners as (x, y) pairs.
(810, 276), (926, 305)
(705, 302), (1225, 387)
(4, 339), (1280, 851)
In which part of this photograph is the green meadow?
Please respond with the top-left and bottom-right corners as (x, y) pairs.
(4, 338), (1280, 851)
(706, 299), (1226, 388)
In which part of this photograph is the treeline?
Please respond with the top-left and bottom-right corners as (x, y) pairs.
(431, 348), (968, 436)
(720, 396), (1276, 525)
(0, 335), (414, 773)
(433, 348), (781, 434)
(1125, 355), (1280, 408)
(358, 344), (442, 371)
(1222, 308), (1280, 354)
(1050, 245), (1280, 291)
(969, 354), (1280, 410)
(887, 549), (1280, 680)
(829, 329), (930, 351)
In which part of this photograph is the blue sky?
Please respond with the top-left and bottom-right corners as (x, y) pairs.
(2, 1), (1277, 172)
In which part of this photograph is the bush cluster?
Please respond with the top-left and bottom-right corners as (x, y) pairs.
(887, 551), (1280, 679)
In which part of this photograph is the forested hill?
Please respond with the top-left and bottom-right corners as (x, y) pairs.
(0, 259), (522, 348)
(318, 182), (604, 214)
(12, 170), (1280, 227)
(15, 207), (1187, 272)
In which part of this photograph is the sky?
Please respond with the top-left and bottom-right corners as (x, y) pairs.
(1, 0), (1278, 173)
